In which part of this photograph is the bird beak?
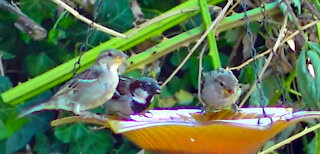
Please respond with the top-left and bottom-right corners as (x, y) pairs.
(114, 53), (128, 64)
(154, 85), (161, 94)
(223, 88), (233, 96)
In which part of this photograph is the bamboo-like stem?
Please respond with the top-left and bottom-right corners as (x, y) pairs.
(198, 0), (221, 69)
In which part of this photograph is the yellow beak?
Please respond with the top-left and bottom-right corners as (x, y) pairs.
(114, 56), (126, 64)
(223, 88), (233, 96)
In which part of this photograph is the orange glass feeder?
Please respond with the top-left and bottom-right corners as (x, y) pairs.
(106, 108), (320, 154)
(51, 107), (320, 154)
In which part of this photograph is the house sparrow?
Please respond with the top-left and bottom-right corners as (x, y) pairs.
(18, 49), (128, 118)
(104, 76), (161, 118)
(200, 68), (241, 110)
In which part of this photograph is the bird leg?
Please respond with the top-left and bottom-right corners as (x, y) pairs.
(231, 103), (239, 114)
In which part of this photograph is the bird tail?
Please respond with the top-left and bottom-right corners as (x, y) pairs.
(17, 102), (55, 119)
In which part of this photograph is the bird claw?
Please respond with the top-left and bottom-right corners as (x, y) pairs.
(138, 111), (153, 118)
(78, 111), (109, 121)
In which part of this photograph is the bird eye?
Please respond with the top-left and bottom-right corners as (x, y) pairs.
(108, 53), (113, 57)
(220, 82), (224, 87)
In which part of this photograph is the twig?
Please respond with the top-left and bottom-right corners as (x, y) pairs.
(227, 31), (245, 65)
(0, 53), (4, 76)
(0, 0), (47, 40)
(239, 13), (288, 108)
(228, 20), (320, 71)
(160, 0), (232, 88)
(51, 0), (126, 38)
(283, 0), (309, 42)
(225, 0), (240, 16)
(303, 0), (320, 20)
(259, 124), (320, 154)
(198, 42), (208, 106)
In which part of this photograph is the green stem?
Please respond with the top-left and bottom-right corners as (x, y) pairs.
(198, 0), (220, 69)
(316, 22), (320, 45)
(270, 67), (297, 105)
(313, 0), (320, 13)
(1, 1), (280, 105)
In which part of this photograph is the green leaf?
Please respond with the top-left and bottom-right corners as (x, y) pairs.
(224, 28), (241, 44)
(55, 123), (114, 154)
(183, 14), (202, 30)
(24, 52), (56, 77)
(65, 22), (87, 44)
(58, 16), (76, 29)
(5, 91), (53, 154)
(140, 0), (178, 12)
(19, 0), (56, 23)
(292, 0), (301, 15)
(18, 31), (31, 44)
(116, 137), (139, 154)
(170, 48), (197, 70)
(175, 89), (194, 105)
(97, 0), (134, 32)
(249, 83), (269, 107)
(48, 28), (66, 45)
(0, 113), (28, 140)
(296, 50), (320, 108)
(0, 51), (15, 60)
(0, 9), (18, 23)
(188, 64), (199, 89)
(89, 30), (111, 47)
(168, 77), (182, 94)
(54, 123), (88, 143)
(0, 76), (12, 93)
(34, 133), (67, 154)
(68, 130), (113, 154)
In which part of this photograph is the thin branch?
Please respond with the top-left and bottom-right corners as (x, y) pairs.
(303, 0), (320, 20)
(51, 0), (126, 38)
(0, 53), (4, 76)
(227, 31), (245, 65)
(51, 0), (220, 39)
(283, 0), (309, 42)
(228, 20), (320, 71)
(160, 0), (233, 88)
(259, 124), (320, 154)
(225, 0), (240, 16)
(0, 0), (47, 40)
(198, 42), (208, 106)
(239, 13), (288, 108)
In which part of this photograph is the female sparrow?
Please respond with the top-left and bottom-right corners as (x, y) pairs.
(200, 68), (241, 110)
(18, 49), (128, 118)
(104, 76), (161, 118)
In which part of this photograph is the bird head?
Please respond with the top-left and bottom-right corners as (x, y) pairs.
(203, 68), (241, 99)
(96, 49), (128, 70)
(130, 77), (161, 101)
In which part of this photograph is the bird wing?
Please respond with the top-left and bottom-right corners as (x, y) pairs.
(54, 66), (101, 96)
